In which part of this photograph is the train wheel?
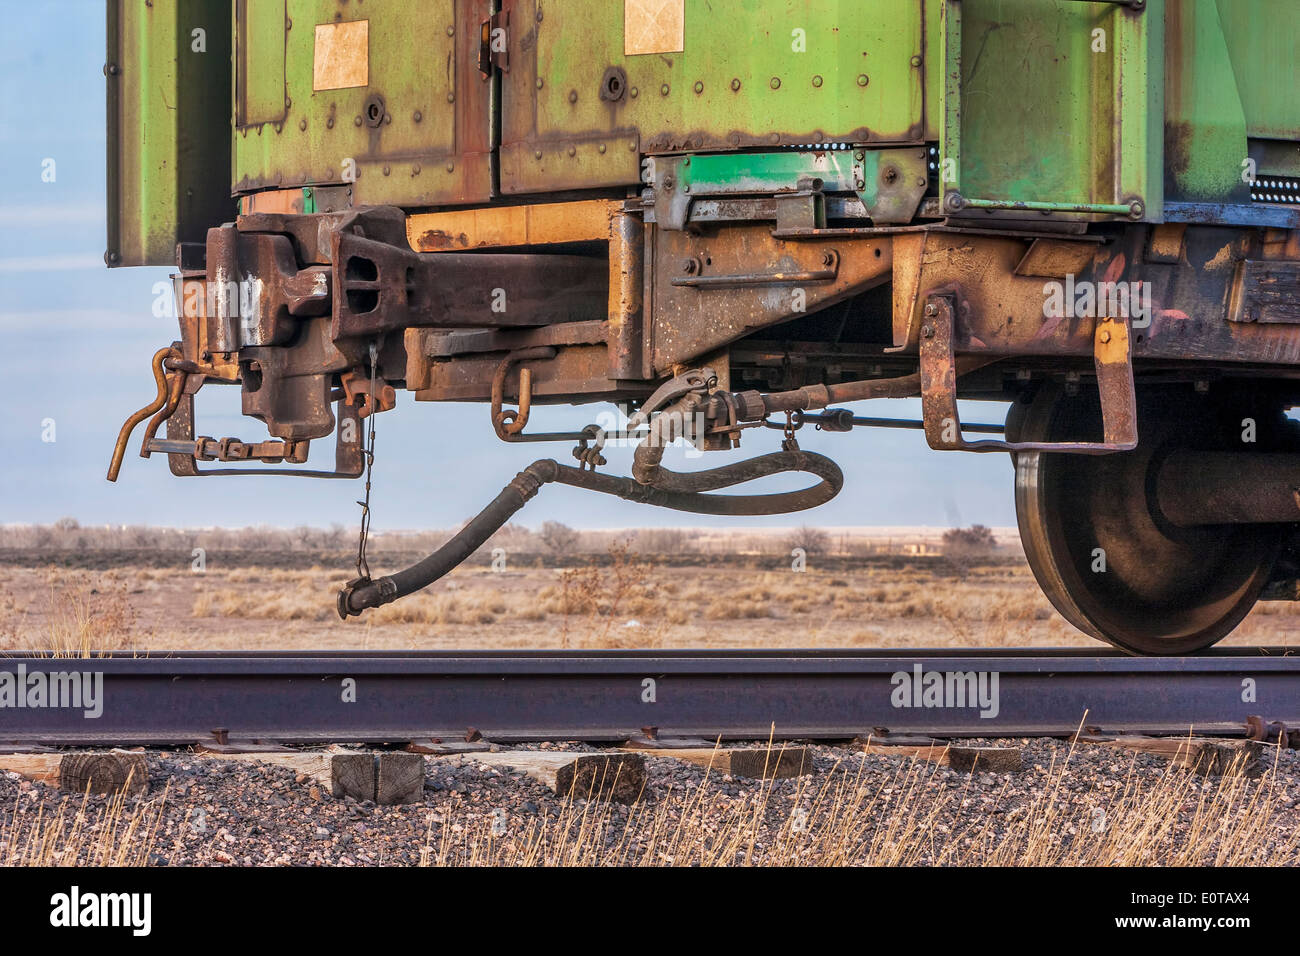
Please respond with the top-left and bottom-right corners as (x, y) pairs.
(1010, 384), (1286, 655)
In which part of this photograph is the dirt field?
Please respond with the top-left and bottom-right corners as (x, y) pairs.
(4, 544), (1299, 653)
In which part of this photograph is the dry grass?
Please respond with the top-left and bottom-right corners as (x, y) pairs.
(1, 781), (167, 866)
(2, 547), (1298, 651)
(3, 584), (140, 658)
(421, 742), (1299, 867)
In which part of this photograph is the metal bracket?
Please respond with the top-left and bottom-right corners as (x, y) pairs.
(918, 294), (1138, 454)
(670, 252), (839, 289)
(157, 390), (365, 478)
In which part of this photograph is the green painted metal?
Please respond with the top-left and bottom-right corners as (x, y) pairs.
(940, 0), (1163, 222)
(232, 0), (493, 206)
(676, 151), (864, 195)
(498, 0), (925, 194)
(660, 147), (929, 226)
(105, 0), (231, 267)
(1217, 0), (1300, 142)
(1163, 0), (1250, 203)
(108, 0), (1300, 263)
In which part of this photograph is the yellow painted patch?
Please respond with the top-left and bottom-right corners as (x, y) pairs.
(313, 20), (369, 91)
(624, 0), (684, 56)
(406, 200), (619, 252)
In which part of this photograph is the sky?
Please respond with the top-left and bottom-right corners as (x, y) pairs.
(0, 1), (1017, 533)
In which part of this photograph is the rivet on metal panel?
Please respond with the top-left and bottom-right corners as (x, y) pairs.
(857, 74), (869, 87)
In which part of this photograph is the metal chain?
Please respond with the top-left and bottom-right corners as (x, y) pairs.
(354, 341), (380, 580)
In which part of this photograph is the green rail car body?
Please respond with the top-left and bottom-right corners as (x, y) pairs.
(107, 0), (1299, 263)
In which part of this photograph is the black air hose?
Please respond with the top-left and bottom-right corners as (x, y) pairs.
(337, 449), (842, 617)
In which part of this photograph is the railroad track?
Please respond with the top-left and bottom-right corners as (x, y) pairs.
(2, 647), (1298, 746)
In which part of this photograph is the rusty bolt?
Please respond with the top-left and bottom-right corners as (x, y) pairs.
(1099, 330), (1112, 344)
(924, 303), (938, 317)
(882, 166), (899, 185)
(921, 325), (935, 338)
(681, 258), (700, 275)
(821, 251), (835, 267)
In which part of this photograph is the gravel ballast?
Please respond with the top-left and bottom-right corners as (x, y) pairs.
(1, 739), (1296, 866)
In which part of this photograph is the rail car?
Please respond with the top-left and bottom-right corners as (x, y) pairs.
(105, 0), (1300, 654)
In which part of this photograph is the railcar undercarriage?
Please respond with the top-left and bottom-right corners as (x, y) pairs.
(106, 196), (1300, 655)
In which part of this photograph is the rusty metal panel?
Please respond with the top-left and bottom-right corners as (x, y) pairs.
(499, 0), (924, 194)
(1228, 260), (1300, 324)
(233, 0), (493, 207)
(648, 224), (892, 373)
(891, 226), (1300, 367)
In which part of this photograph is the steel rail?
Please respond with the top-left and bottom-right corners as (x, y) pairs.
(0, 648), (1296, 745)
